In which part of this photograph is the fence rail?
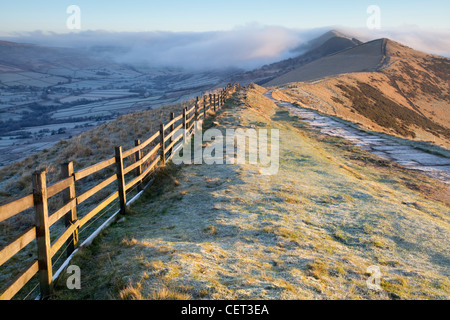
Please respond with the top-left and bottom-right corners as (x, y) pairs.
(0, 84), (237, 300)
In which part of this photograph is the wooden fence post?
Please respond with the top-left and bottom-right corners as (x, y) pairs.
(169, 112), (175, 157)
(183, 107), (187, 143)
(203, 96), (207, 119)
(61, 162), (78, 257)
(213, 94), (217, 112)
(115, 146), (127, 214)
(195, 97), (199, 122)
(32, 170), (52, 299)
(170, 112), (175, 134)
(134, 139), (143, 192)
(160, 123), (166, 164)
(209, 94), (212, 113)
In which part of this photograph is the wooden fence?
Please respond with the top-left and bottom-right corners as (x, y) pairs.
(0, 84), (236, 300)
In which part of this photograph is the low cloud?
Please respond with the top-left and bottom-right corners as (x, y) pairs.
(2, 25), (449, 72)
(4, 26), (318, 71)
(114, 26), (305, 70)
(2, 26), (336, 71)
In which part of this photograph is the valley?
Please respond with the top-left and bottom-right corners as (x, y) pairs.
(0, 41), (234, 167)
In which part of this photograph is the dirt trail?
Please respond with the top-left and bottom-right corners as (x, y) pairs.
(53, 88), (450, 300)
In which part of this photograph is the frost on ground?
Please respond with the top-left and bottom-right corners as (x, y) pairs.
(53, 86), (450, 300)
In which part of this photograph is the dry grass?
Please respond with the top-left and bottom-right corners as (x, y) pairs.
(119, 279), (191, 300)
(119, 280), (145, 300)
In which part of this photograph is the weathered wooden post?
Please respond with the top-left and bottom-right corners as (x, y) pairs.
(183, 107), (187, 143)
(61, 162), (78, 257)
(195, 97), (199, 122)
(203, 96), (207, 119)
(32, 169), (53, 299)
(115, 146), (127, 214)
(209, 94), (213, 114)
(160, 123), (166, 164)
(169, 112), (175, 158)
(213, 94), (217, 112)
(134, 139), (143, 192)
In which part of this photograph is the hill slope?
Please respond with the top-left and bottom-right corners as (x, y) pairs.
(291, 30), (362, 53)
(265, 39), (385, 86)
(230, 30), (362, 85)
(269, 39), (450, 147)
(52, 86), (450, 300)
(0, 40), (120, 73)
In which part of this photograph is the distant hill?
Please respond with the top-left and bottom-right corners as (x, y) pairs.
(290, 30), (362, 55)
(265, 38), (385, 86)
(0, 40), (116, 73)
(229, 30), (362, 85)
(270, 38), (450, 147)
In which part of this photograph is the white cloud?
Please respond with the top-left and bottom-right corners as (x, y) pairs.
(2, 25), (448, 72)
(2, 26), (339, 70)
(3, 26), (312, 70)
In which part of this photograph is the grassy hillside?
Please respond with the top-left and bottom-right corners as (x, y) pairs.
(52, 85), (449, 300)
(0, 99), (194, 206)
(267, 39), (450, 148)
(336, 81), (449, 139)
(0, 98), (195, 289)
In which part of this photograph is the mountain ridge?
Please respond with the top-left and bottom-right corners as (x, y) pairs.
(269, 37), (450, 147)
(230, 30), (363, 85)
(264, 38), (386, 86)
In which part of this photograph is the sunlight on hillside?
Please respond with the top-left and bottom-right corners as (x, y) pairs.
(52, 86), (449, 300)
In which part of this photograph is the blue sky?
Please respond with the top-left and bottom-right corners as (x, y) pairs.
(0, 0), (449, 34)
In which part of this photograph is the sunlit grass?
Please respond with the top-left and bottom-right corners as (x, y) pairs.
(51, 85), (450, 300)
